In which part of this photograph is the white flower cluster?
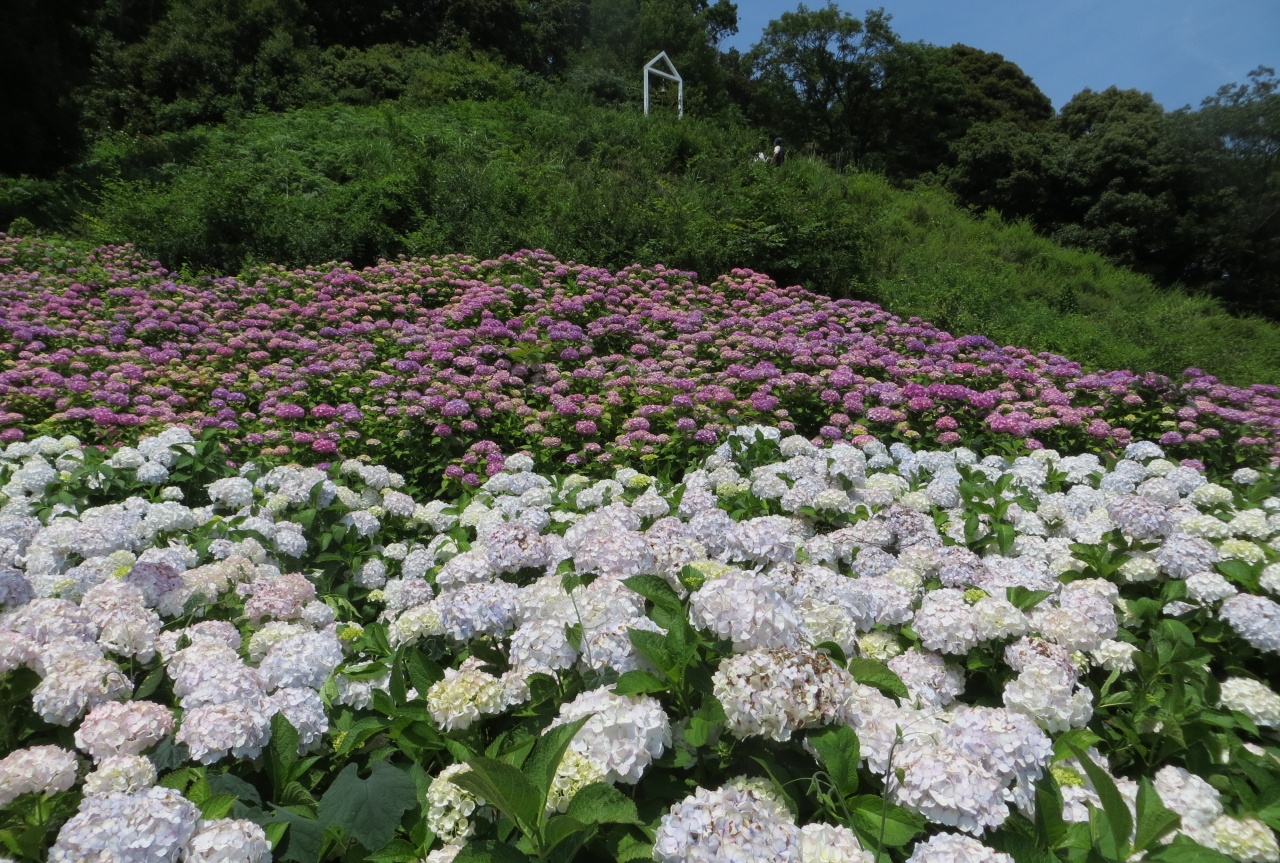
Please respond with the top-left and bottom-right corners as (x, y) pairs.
(1, 425), (1278, 861)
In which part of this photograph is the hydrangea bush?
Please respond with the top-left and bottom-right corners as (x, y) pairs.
(0, 422), (1278, 863)
(1, 234), (1277, 499)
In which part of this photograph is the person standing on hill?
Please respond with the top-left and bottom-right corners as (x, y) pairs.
(771, 137), (785, 166)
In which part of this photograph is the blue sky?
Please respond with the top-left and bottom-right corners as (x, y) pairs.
(723, 0), (1280, 110)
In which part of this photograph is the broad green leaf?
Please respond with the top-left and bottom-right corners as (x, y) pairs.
(1007, 586), (1054, 611)
(566, 783), (639, 825)
(814, 641), (848, 667)
(149, 738), (191, 772)
(269, 714), (300, 799)
(751, 757), (799, 819)
(452, 840), (533, 863)
(1148, 835), (1236, 862)
(522, 715), (594, 807)
(455, 757), (544, 836)
(622, 575), (684, 615)
(1134, 778), (1182, 852)
(543, 814), (592, 863)
(608, 829), (655, 863)
(846, 658), (909, 701)
(627, 629), (673, 675)
(1052, 729), (1102, 763)
(316, 761), (418, 851)
(612, 670), (669, 696)
(808, 725), (860, 801)
(365, 838), (420, 863)
(848, 794), (925, 847)
(269, 806), (325, 863)
(684, 696), (727, 748)
(406, 649), (444, 697)
(207, 773), (262, 808)
(134, 665), (165, 700)
(993, 831), (1060, 863)
(1033, 771), (1066, 850)
(1071, 746), (1132, 857)
(199, 793), (239, 819)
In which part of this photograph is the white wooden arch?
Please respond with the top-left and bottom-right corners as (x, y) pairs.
(643, 52), (683, 119)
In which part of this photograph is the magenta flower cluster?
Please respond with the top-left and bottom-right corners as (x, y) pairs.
(1, 234), (1276, 480)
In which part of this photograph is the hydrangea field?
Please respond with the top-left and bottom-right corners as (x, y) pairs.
(1, 234), (1280, 863)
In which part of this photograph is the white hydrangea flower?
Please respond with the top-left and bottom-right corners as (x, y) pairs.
(390, 603), (445, 647)
(888, 649), (965, 708)
(427, 764), (488, 842)
(690, 572), (801, 653)
(1220, 678), (1280, 727)
(1003, 655), (1093, 733)
(259, 631), (343, 691)
(799, 822), (873, 863)
(713, 647), (869, 742)
(653, 783), (801, 863)
(890, 741), (1009, 834)
(1186, 571), (1239, 604)
(1154, 765), (1222, 836)
(268, 687), (330, 753)
(546, 748), (606, 814)
(0, 745), (78, 807)
(176, 697), (273, 764)
(1207, 815), (1280, 863)
(82, 755), (156, 797)
(1091, 639), (1138, 672)
(48, 785), (200, 863)
(426, 665), (507, 731)
(548, 688), (670, 785)
(905, 832), (1014, 863)
(185, 818), (272, 863)
(1220, 594), (1280, 653)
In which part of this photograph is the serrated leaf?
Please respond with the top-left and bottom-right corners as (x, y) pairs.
(134, 665), (165, 700)
(1007, 586), (1054, 611)
(409, 645), (450, 691)
(847, 794), (925, 847)
(846, 658), (909, 700)
(452, 840), (533, 862)
(1147, 835), (1236, 861)
(270, 806), (324, 863)
(269, 713), (300, 797)
(316, 761), (418, 851)
(808, 725), (860, 800)
(1072, 745), (1132, 857)
(207, 773), (262, 808)
(1052, 728), (1102, 763)
(566, 783), (639, 825)
(623, 575), (684, 615)
(199, 793), (238, 819)
(1135, 777), (1182, 852)
(1033, 770), (1067, 850)
(627, 628), (673, 674)
(454, 757), (544, 836)
(522, 715), (593, 808)
(365, 838), (420, 863)
(149, 738), (191, 772)
(612, 670), (669, 696)
(543, 814), (592, 862)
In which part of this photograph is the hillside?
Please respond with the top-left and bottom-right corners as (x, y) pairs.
(7, 94), (1279, 386)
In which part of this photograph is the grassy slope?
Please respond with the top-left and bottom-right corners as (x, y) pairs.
(11, 95), (1280, 384)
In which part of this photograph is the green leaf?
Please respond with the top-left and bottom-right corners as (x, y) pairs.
(207, 773), (262, 808)
(522, 715), (594, 807)
(847, 794), (925, 847)
(1147, 835), (1236, 862)
(316, 761), (418, 851)
(149, 738), (191, 772)
(270, 806), (325, 863)
(751, 756), (799, 819)
(623, 575), (684, 615)
(454, 757), (544, 837)
(269, 713), (300, 799)
(627, 629), (673, 675)
(1216, 559), (1261, 593)
(612, 670), (669, 696)
(808, 725), (860, 800)
(134, 665), (165, 700)
(813, 641), (848, 667)
(683, 696), (726, 748)
(543, 814), (592, 862)
(846, 658), (909, 700)
(1071, 745), (1132, 857)
(1052, 729), (1102, 763)
(199, 793), (239, 819)
(1134, 778), (1182, 852)
(1007, 586), (1054, 611)
(565, 783), (640, 825)
(365, 838), (420, 863)
(1033, 771), (1067, 850)
(452, 840), (533, 863)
